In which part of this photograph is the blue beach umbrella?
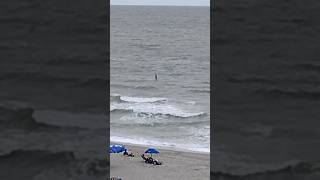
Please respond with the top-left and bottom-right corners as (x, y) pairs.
(110, 144), (126, 153)
(145, 148), (159, 157)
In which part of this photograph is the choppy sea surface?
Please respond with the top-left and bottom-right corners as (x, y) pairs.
(0, 0), (108, 179)
(212, 0), (320, 177)
(110, 5), (210, 152)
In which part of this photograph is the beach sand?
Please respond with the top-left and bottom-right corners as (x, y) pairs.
(110, 142), (210, 180)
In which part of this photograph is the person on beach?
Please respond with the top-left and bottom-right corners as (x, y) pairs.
(146, 156), (154, 164)
(141, 154), (151, 163)
(141, 154), (146, 160)
(123, 149), (128, 156)
(141, 154), (162, 165)
(123, 149), (134, 157)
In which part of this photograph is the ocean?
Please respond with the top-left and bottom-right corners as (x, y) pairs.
(110, 5), (210, 153)
(0, 0), (108, 179)
(212, 0), (320, 177)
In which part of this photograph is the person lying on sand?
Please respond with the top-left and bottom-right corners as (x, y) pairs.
(141, 154), (152, 163)
(147, 157), (153, 164)
(141, 154), (162, 165)
(145, 155), (153, 163)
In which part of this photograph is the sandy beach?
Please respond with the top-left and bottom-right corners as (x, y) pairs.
(110, 142), (210, 180)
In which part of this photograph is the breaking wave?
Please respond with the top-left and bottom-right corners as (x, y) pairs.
(254, 88), (320, 100)
(0, 149), (108, 179)
(0, 106), (58, 130)
(111, 108), (207, 119)
(110, 94), (167, 103)
(211, 161), (320, 180)
(110, 94), (209, 152)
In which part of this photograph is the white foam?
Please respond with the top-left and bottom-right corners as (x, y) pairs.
(110, 95), (205, 118)
(110, 94), (210, 154)
(120, 96), (167, 103)
(110, 136), (210, 153)
(111, 100), (204, 118)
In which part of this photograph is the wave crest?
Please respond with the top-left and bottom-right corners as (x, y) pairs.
(111, 108), (207, 119)
(212, 161), (320, 180)
(110, 95), (166, 103)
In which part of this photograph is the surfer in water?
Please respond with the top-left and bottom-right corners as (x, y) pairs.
(154, 73), (158, 81)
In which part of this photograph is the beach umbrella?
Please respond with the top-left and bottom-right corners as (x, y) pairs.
(110, 145), (125, 153)
(110, 144), (126, 153)
(145, 148), (159, 157)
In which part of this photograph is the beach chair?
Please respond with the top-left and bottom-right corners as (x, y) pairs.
(153, 159), (162, 165)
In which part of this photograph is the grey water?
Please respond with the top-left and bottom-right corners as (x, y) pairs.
(110, 5), (210, 152)
(212, 0), (320, 176)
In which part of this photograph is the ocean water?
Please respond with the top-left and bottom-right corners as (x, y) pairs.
(212, 0), (320, 176)
(110, 6), (210, 152)
(0, 0), (108, 178)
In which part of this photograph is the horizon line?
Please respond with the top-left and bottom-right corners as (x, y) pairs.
(110, 4), (210, 7)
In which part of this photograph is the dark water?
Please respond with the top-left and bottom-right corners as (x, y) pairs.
(213, 0), (320, 178)
(110, 6), (210, 152)
(0, 0), (108, 179)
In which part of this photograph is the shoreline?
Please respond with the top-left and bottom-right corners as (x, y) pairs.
(110, 141), (210, 180)
(110, 140), (210, 155)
